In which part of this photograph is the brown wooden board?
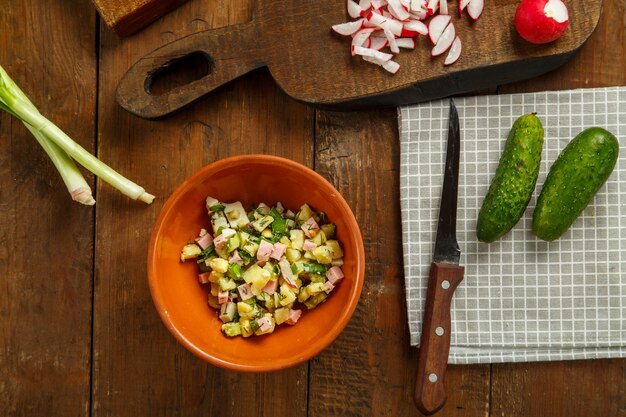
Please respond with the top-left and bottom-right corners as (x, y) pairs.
(92, 0), (189, 37)
(115, 0), (602, 119)
(93, 1), (312, 415)
(0, 0), (96, 415)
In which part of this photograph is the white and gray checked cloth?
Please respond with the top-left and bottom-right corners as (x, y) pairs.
(399, 86), (626, 364)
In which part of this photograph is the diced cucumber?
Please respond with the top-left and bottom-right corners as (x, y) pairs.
(219, 302), (237, 323)
(252, 215), (274, 232)
(224, 202), (250, 229)
(180, 243), (202, 261)
(227, 234), (240, 253)
(303, 251), (316, 260)
(217, 277), (237, 292)
(221, 322), (242, 337)
(256, 203), (271, 216)
(215, 245), (230, 260)
(242, 240), (259, 256)
(261, 229), (273, 239)
(302, 262), (327, 275)
(291, 262), (305, 276)
(227, 263), (243, 281)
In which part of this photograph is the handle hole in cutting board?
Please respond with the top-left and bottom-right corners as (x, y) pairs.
(147, 51), (213, 96)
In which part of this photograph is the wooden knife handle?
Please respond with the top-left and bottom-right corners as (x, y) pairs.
(116, 21), (265, 119)
(415, 262), (464, 415)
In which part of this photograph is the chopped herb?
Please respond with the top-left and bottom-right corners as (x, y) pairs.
(196, 245), (215, 262)
(238, 250), (253, 264)
(228, 263), (243, 281)
(209, 204), (225, 212)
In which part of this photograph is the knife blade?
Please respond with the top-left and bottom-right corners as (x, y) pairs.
(414, 100), (465, 415)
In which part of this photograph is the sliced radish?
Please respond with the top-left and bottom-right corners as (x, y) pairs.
(359, 0), (372, 9)
(367, 10), (404, 36)
(426, 0), (439, 14)
(352, 45), (394, 61)
(400, 0), (411, 8)
(351, 28), (376, 53)
(428, 14), (451, 44)
(370, 36), (389, 50)
(443, 36), (462, 65)
(382, 60), (401, 73)
(467, 0), (484, 20)
(404, 19), (428, 35)
(439, 0), (449, 14)
(388, 0), (412, 20)
(332, 19), (365, 36)
(431, 21), (455, 56)
(395, 37), (416, 48)
(458, 0), (471, 14)
(347, 0), (364, 18)
(384, 29), (400, 53)
(370, 0), (387, 9)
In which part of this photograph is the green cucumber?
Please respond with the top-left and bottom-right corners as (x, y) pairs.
(476, 114), (544, 243)
(532, 127), (619, 241)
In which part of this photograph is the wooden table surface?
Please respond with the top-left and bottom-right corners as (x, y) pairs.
(1, 1), (624, 416)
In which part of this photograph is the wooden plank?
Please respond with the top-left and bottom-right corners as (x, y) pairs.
(493, 0), (626, 415)
(92, 1), (313, 416)
(92, 0), (189, 37)
(0, 1), (96, 416)
(309, 109), (490, 417)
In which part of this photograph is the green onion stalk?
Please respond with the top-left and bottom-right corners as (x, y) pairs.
(0, 65), (154, 205)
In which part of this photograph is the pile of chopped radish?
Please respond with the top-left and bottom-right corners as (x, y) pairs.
(332, 0), (485, 74)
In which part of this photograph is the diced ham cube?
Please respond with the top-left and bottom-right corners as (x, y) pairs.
(301, 217), (320, 238)
(213, 234), (228, 249)
(286, 309), (302, 325)
(262, 279), (278, 294)
(323, 281), (335, 293)
(303, 239), (317, 251)
(238, 283), (253, 300)
(326, 266), (345, 284)
(195, 232), (213, 250)
(257, 240), (274, 262)
(198, 272), (210, 284)
(270, 242), (287, 261)
(257, 316), (272, 332)
(229, 250), (243, 265)
(218, 290), (229, 304)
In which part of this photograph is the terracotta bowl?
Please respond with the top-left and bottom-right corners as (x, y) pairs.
(147, 154), (365, 372)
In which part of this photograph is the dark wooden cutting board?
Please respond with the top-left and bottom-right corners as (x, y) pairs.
(116, 0), (602, 118)
(92, 0), (189, 36)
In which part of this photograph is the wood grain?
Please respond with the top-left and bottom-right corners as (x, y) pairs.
(0, 1), (96, 416)
(309, 109), (490, 417)
(92, 0), (189, 37)
(492, 0), (626, 415)
(115, 0), (602, 118)
(93, 0), (313, 416)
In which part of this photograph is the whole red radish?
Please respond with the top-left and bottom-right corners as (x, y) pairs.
(514, 0), (569, 44)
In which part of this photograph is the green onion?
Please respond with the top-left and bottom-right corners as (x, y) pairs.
(0, 65), (154, 204)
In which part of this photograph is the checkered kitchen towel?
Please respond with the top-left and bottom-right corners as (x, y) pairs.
(399, 87), (626, 364)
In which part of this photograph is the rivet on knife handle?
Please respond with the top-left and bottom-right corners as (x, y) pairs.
(414, 262), (464, 415)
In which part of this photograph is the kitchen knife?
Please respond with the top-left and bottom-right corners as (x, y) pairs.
(414, 100), (465, 415)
